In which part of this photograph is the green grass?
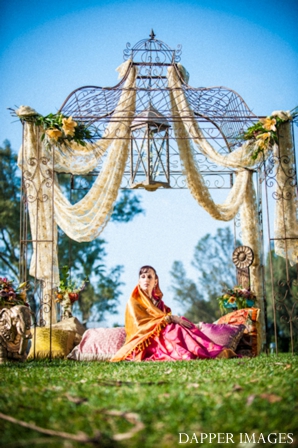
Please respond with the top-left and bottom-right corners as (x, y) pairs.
(0, 354), (297, 448)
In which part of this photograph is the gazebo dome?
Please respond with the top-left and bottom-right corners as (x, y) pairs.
(123, 29), (182, 64)
(60, 31), (255, 152)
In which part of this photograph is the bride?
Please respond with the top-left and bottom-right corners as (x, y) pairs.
(111, 265), (239, 362)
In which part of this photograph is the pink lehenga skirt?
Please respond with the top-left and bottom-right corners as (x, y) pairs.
(129, 318), (237, 361)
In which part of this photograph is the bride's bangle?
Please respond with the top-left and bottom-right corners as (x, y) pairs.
(165, 314), (172, 324)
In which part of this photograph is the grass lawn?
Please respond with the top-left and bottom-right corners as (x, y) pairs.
(0, 354), (297, 448)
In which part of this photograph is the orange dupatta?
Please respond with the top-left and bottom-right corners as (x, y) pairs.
(110, 285), (169, 362)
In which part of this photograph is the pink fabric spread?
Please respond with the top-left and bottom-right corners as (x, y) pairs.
(111, 286), (239, 362)
(127, 317), (228, 361)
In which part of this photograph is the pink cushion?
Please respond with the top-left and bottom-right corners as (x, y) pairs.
(67, 327), (126, 361)
(197, 322), (246, 351)
(215, 308), (261, 356)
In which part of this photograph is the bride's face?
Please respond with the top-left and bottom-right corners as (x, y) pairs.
(139, 268), (157, 297)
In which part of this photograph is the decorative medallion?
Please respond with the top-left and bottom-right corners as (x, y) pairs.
(232, 246), (254, 269)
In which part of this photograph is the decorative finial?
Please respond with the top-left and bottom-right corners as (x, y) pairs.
(149, 29), (156, 40)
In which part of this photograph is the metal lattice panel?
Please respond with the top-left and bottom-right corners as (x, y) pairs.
(58, 33), (259, 189)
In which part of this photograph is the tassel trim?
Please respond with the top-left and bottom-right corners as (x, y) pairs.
(126, 318), (168, 358)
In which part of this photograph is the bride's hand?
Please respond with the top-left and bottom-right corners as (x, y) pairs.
(170, 315), (193, 329)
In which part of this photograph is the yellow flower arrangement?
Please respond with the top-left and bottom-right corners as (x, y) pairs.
(257, 140), (267, 151)
(256, 132), (271, 151)
(13, 107), (95, 147)
(46, 128), (63, 141)
(239, 108), (297, 161)
(256, 132), (271, 141)
(260, 117), (277, 132)
(62, 116), (77, 137)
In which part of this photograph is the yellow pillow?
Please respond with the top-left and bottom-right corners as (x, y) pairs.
(27, 327), (76, 360)
(49, 317), (86, 346)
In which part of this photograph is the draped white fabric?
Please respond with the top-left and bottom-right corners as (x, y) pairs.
(167, 66), (263, 307)
(41, 60), (135, 175)
(167, 66), (272, 169)
(45, 142), (102, 175)
(168, 83), (252, 221)
(53, 63), (137, 242)
(53, 128), (133, 242)
(19, 63), (137, 323)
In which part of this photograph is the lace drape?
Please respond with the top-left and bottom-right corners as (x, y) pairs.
(167, 66), (262, 308)
(18, 63), (137, 323)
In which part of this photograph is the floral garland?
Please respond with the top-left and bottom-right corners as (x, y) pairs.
(0, 277), (30, 308)
(240, 109), (296, 161)
(217, 286), (256, 315)
(12, 105), (95, 147)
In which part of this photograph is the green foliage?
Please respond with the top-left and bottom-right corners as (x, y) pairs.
(239, 118), (278, 160)
(110, 190), (144, 223)
(38, 113), (95, 146)
(18, 111), (96, 147)
(171, 227), (238, 322)
(78, 265), (124, 323)
(0, 354), (297, 448)
(57, 265), (88, 293)
(0, 140), (20, 279)
(58, 233), (124, 323)
(170, 261), (216, 323)
(238, 108), (298, 161)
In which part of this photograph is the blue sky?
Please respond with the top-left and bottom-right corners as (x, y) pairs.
(1, 0), (297, 325)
